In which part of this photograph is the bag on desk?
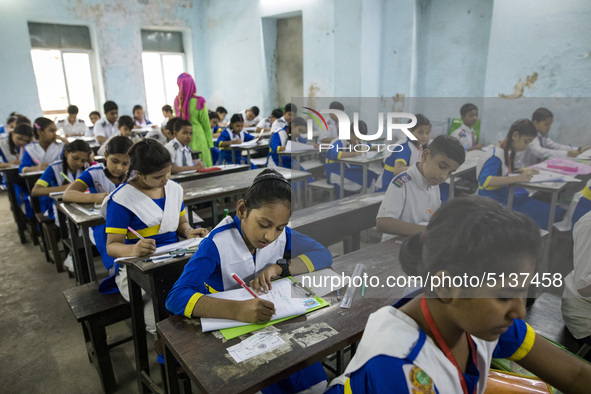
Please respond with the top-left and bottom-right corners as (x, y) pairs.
(485, 369), (553, 393)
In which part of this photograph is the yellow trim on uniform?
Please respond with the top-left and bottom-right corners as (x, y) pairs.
(337, 151), (343, 159)
(105, 227), (128, 234)
(180, 208), (186, 217)
(384, 164), (395, 173)
(344, 377), (352, 394)
(35, 179), (49, 187)
(298, 254), (315, 272)
(478, 175), (502, 191)
(184, 292), (204, 318)
(507, 322), (536, 361)
(325, 159), (338, 164)
(276, 146), (281, 153)
(127, 224), (161, 239)
(582, 186), (591, 201)
(75, 178), (88, 188)
(394, 158), (407, 165)
(205, 283), (219, 294)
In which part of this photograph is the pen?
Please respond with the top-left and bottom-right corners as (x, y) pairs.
(60, 172), (71, 184)
(96, 182), (108, 193)
(143, 253), (185, 263)
(362, 279), (366, 297)
(231, 273), (259, 298)
(336, 289), (340, 301)
(428, 208), (434, 215)
(128, 227), (144, 240)
(33, 159), (41, 164)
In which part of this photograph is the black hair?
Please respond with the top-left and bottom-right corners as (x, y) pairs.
(208, 111), (220, 120)
(103, 101), (118, 113)
(67, 105), (79, 115)
(504, 119), (537, 172)
(162, 104), (173, 113)
(15, 115), (31, 126)
(230, 113), (244, 125)
(427, 135), (465, 166)
(399, 196), (541, 295)
(532, 107), (553, 123)
(105, 135), (133, 156)
(271, 109), (283, 119)
(128, 138), (171, 175)
(6, 114), (19, 126)
(9, 124), (33, 155)
(89, 110), (100, 118)
(410, 114), (431, 131)
(329, 101), (345, 111)
(132, 105), (143, 113)
(244, 169), (293, 214)
(165, 117), (183, 133)
(216, 106), (227, 115)
(250, 106), (260, 117)
(33, 117), (54, 139)
(62, 139), (91, 175)
(350, 120), (368, 136)
(460, 103), (478, 117)
(284, 103), (297, 114)
(118, 115), (134, 131)
(174, 119), (192, 133)
(292, 117), (307, 128)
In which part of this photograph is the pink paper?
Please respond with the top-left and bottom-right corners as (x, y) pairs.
(531, 157), (591, 175)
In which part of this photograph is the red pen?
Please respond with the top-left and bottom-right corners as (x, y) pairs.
(231, 273), (259, 298)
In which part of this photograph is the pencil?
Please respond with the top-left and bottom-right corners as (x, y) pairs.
(96, 182), (108, 193)
(428, 208), (434, 215)
(60, 172), (71, 184)
(127, 227), (144, 240)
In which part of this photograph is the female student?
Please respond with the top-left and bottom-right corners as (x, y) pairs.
(175, 73), (214, 167)
(20, 117), (67, 174)
(375, 114), (431, 192)
(0, 123), (33, 167)
(132, 104), (153, 129)
(268, 117), (311, 169)
(31, 140), (91, 221)
(166, 169), (333, 393)
(477, 118), (563, 228)
(63, 136), (133, 278)
(325, 121), (378, 197)
(103, 139), (208, 332)
(215, 114), (256, 165)
(328, 196), (591, 393)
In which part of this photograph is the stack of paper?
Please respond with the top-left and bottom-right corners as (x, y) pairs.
(285, 140), (315, 152)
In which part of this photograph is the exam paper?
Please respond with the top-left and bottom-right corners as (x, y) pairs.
(293, 269), (344, 297)
(285, 140), (315, 152)
(226, 331), (285, 363)
(114, 237), (204, 262)
(200, 278), (307, 332)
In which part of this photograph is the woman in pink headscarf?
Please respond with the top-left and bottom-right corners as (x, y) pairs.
(174, 73), (213, 166)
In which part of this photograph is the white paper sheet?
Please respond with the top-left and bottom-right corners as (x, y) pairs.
(293, 269), (344, 297)
(227, 331), (285, 363)
(114, 237), (204, 263)
(285, 140), (315, 152)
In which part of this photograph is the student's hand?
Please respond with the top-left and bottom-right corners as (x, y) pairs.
(133, 125), (142, 129)
(184, 227), (209, 238)
(193, 160), (205, 170)
(95, 193), (109, 204)
(473, 143), (484, 150)
(238, 299), (276, 323)
(518, 168), (538, 182)
(132, 238), (156, 256)
(232, 139), (242, 145)
(250, 264), (283, 294)
(57, 135), (69, 144)
(39, 163), (49, 171)
(568, 150), (580, 157)
(9, 159), (20, 165)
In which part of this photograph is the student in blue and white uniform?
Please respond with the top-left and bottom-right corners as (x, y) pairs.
(97, 115), (138, 156)
(375, 114), (431, 192)
(56, 105), (87, 137)
(215, 113), (256, 166)
(31, 140), (91, 222)
(88, 111), (101, 136)
(167, 169), (332, 394)
(317, 101), (344, 144)
(239, 106), (262, 128)
(0, 113), (19, 136)
(0, 123), (33, 168)
(132, 104), (153, 129)
(63, 136), (133, 281)
(268, 117), (312, 170)
(450, 103), (484, 151)
(270, 103), (296, 134)
(94, 101), (119, 145)
(255, 109), (282, 134)
(477, 118), (564, 229)
(328, 196), (591, 394)
(325, 121), (378, 197)
(104, 139), (208, 332)
(165, 118), (205, 174)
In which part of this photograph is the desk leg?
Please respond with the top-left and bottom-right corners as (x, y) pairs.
(246, 149), (251, 166)
(303, 178), (308, 207)
(81, 227), (97, 282)
(339, 162), (345, 199)
(361, 164), (368, 194)
(67, 218), (88, 285)
(507, 185), (515, 210)
(541, 191), (559, 273)
(279, 155), (283, 168)
(232, 150), (236, 165)
(163, 343), (180, 394)
(212, 201), (219, 226)
(127, 274), (151, 394)
(449, 176), (455, 199)
(4, 174), (27, 243)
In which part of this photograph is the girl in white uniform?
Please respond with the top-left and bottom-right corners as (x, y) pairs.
(328, 196), (591, 393)
(0, 123), (33, 167)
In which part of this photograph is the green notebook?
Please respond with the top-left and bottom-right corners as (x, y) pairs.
(219, 277), (329, 340)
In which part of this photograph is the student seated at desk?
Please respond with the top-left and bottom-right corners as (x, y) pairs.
(165, 119), (205, 174)
(328, 196), (591, 394)
(97, 115), (138, 156)
(318, 101), (344, 144)
(56, 105), (87, 137)
(516, 107), (591, 167)
(325, 120), (378, 197)
(94, 101), (119, 146)
(166, 169), (332, 394)
(132, 104), (153, 129)
(145, 108), (172, 145)
(63, 136), (133, 279)
(0, 112), (19, 136)
(215, 113), (257, 166)
(270, 103), (296, 134)
(450, 103), (484, 151)
(239, 105), (262, 128)
(0, 123), (33, 168)
(31, 139), (91, 221)
(216, 106), (229, 128)
(376, 135), (465, 240)
(374, 114), (431, 192)
(208, 111), (221, 165)
(268, 117), (313, 170)
(87, 111), (100, 136)
(570, 179), (591, 231)
(104, 139), (209, 333)
(255, 108), (283, 134)
(477, 119), (564, 229)
(160, 104), (173, 129)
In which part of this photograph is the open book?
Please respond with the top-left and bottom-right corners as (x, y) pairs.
(114, 237), (204, 263)
(285, 140), (315, 153)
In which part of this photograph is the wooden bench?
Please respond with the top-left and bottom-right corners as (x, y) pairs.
(63, 282), (133, 394)
(35, 212), (64, 272)
(308, 179), (335, 204)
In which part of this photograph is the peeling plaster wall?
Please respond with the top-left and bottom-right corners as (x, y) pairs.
(0, 0), (197, 120)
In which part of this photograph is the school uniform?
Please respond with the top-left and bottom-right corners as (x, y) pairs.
(93, 117), (118, 143)
(239, 110), (262, 127)
(0, 135), (23, 163)
(56, 118), (87, 137)
(516, 132), (573, 167)
(374, 137), (421, 192)
(166, 214), (331, 394)
(376, 163), (440, 241)
(255, 117), (272, 131)
(0, 125), (6, 135)
(324, 137), (378, 196)
(267, 127), (308, 170)
(318, 116), (338, 143)
(214, 128), (255, 164)
(562, 211), (591, 341)
(571, 181), (591, 231)
(145, 128), (169, 145)
(96, 132), (138, 156)
(451, 123), (477, 150)
(327, 292), (536, 393)
(477, 145), (563, 229)
(270, 116), (288, 134)
(165, 138), (193, 168)
(75, 163), (123, 273)
(134, 118), (152, 128)
(36, 160), (86, 221)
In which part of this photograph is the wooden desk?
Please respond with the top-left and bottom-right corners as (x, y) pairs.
(447, 150), (484, 199)
(157, 239), (406, 394)
(337, 155), (384, 198)
(277, 148), (319, 168)
(290, 192), (384, 253)
(228, 140), (269, 166)
(0, 166), (29, 243)
(170, 164), (249, 183)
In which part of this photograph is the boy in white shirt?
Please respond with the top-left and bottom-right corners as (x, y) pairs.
(97, 116), (137, 155)
(318, 101), (344, 143)
(271, 103), (296, 134)
(239, 106), (262, 128)
(255, 109), (283, 134)
(451, 103), (483, 151)
(56, 105), (87, 137)
(94, 101), (119, 145)
(165, 119), (205, 174)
